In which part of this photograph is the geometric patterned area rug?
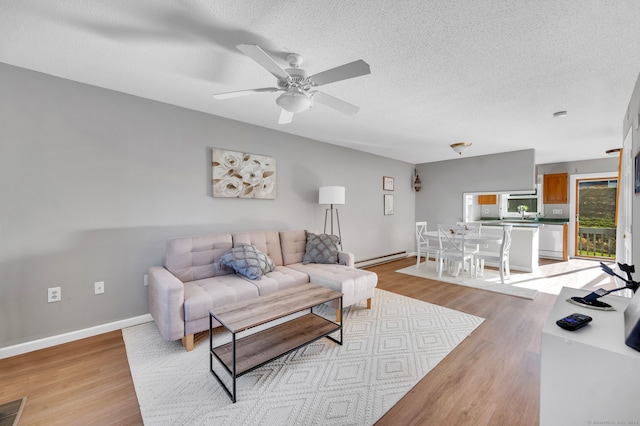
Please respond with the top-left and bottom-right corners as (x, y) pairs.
(123, 289), (484, 425)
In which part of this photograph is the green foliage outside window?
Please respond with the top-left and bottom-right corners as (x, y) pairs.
(578, 186), (616, 228)
(507, 199), (537, 213)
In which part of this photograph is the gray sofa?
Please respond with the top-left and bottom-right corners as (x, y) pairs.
(148, 229), (378, 351)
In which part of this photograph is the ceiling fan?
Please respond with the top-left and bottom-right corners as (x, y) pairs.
(213, 44), (371, 124)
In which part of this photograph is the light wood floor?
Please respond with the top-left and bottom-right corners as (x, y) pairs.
(0, 330), (142, 425)
(0, 257), (563, 425)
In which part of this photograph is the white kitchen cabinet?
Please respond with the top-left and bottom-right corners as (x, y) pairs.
(539, 224), (566, 260)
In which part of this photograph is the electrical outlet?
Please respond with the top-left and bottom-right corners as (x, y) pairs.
(484, 209), (489, 214)
(144, 274), (148, 286)
(553, 209), (562, 214)
(48, 287), (61, 303)
(94, 281), (105, 295)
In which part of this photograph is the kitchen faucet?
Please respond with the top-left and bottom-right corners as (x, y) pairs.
(518, 205), (526, 219)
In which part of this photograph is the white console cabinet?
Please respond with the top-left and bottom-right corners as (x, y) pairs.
(540, 287), (640, 425)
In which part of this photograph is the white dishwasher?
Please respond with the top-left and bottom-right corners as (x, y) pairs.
(539, 224), (565, 260)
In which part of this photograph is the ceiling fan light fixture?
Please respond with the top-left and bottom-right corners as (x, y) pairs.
(276, 90), (312, 113)
(216, 44), (370, 124)
(450, 142), (472, 155)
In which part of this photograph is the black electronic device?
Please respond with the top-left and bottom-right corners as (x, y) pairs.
(556, 313), (592, 331)
(624, 285), (640, 351)
(567, 262), (640, 311)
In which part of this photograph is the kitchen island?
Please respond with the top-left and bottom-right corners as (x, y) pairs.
(476, 221), (540, 272)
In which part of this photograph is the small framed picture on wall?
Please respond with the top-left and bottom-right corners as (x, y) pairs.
(384, 194), (394, 215)
(635, 152), (640, 193)
(383, 176), (394, 191)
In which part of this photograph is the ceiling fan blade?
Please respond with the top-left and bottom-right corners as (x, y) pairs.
(213, 87), (281, 99)
(308, 60), (371, 87)
(312, 91), (360, 115)
(236, 44), (291, 80)
(278, 109), (293, 124)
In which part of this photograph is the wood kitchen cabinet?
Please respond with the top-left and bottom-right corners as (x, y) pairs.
(477, 194), (497, 205)
(543, 173), (568, 204)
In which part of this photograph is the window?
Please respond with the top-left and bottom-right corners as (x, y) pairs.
(506, 196), (538, 214)
(501, 185), (541, 218)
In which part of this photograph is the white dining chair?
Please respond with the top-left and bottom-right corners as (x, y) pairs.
(475, 224), (513, 284)
(456, 221), (482, 258)
(436, 224), (475, 279)
(415, 221), (441, 269)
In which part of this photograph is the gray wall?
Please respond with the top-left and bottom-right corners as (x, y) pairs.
(537, 158), (620, 176)
(537, 158), (619, 219)
(415, 149), (536, 226)
(0, 63), (414, 348)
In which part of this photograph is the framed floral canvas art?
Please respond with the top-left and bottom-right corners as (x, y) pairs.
(212, 149), (276, 199)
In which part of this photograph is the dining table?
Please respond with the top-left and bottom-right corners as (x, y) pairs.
(423, 230), (503, 245)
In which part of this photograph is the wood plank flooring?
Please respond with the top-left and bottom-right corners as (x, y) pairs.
(0, 330), (142, 425)
(0, 257), (561, 425)
(374, 257), (557, 426)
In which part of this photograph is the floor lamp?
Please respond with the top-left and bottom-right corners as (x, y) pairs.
(319, 186), (345, 250)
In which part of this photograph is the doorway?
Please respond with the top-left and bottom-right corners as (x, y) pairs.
(575, 177), (618, 259)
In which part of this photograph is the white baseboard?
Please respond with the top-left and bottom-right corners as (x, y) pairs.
(0, 314), (153, 360)
(355, 251), (408, 268)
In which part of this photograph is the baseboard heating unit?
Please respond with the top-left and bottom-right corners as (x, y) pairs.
(355, 251), (407, 268)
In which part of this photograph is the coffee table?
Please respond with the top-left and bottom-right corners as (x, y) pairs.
(209, 283), (343, 403)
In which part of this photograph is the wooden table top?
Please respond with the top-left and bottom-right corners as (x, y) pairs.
(210, 283), (342, 333)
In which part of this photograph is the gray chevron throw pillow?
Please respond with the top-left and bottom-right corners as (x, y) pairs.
(220, 244), (275, 280)
(302, 232), (339, 264)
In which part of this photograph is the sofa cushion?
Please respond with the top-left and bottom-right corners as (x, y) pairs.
(251, 266), (310, 295)
(219, 244), (275, 280)
(183, 274), (260, 322)
(164, 234), (234, 282)
(233, 231), (284, 266)
(287, 262), (378, 308)
(303, 232), (339, 264)
(279, 230), (307, 265)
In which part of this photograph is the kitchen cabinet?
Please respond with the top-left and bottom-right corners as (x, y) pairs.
(539, 223), (567, 260)
(543, 173), (568, 204)
(478, 194), (497, 205)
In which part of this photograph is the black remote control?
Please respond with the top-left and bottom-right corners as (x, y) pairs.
(556, 313), (592, 331)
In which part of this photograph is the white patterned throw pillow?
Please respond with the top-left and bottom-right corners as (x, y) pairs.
(302, 232), (339, 264)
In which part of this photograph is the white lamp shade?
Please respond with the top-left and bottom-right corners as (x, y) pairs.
(319, 186), (345, 205)
(276, 91), (312, 113)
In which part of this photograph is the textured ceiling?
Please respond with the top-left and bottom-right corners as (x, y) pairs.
(2, 0), (640, 164)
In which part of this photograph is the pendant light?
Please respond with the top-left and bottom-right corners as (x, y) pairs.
(413, 169), (422, 192)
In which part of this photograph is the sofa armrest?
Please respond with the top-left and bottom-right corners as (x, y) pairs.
(148, 265), (185, 342)
(338, 251), (355, 267)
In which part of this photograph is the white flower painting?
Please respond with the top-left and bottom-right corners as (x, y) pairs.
(212, 149), (276, 199)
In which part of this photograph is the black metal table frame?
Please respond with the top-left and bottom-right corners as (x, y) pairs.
(209, 297), (343, 403)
